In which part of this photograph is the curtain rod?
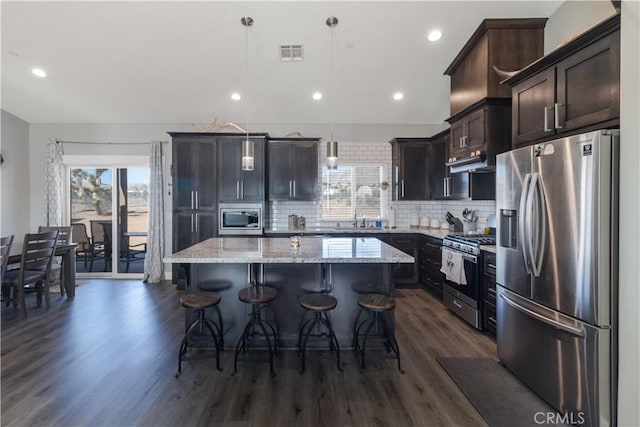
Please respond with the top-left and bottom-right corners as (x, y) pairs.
(54, 139), (169, 145)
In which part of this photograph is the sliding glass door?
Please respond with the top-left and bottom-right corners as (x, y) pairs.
(69, 165), (149, 276)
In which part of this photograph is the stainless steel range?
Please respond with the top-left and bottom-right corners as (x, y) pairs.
(441, 233), (495, 329)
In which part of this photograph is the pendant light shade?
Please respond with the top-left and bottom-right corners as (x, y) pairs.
(241, 16), (255, 171)
(326, 16), (339, 169)
(327, 140), (338, 170)
(242, 139), (255, 171)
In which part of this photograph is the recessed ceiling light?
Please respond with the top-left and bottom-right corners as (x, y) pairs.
(428, 29), (442, 42)
(231, 93), (241, 101)
(393, 92), (404, 101)
(312, 92), (323, 100)
(32, 68), (47, 78)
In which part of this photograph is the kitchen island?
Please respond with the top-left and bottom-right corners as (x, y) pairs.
(164, 236), (414, 348)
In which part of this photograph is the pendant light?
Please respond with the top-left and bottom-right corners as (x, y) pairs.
(326, 16), (339, 170)
(241, 16), (254, 171)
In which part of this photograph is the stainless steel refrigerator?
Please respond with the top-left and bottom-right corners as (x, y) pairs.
(496, 129), (618, 427)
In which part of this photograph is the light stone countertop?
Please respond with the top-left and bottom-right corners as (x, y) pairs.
(480, 245), (497, 254)
(164, 236), (415, 264)
(264, 227), (497, 253)
(264, 227), (451, 240)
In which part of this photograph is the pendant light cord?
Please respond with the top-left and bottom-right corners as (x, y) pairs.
(330, 22), (335, 142)
(245, 18), (250, 141)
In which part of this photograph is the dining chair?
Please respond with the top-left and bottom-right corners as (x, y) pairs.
(1, 235), (14, 277)
(2, 230), (58, 319)
(71, 223), (92, 269)
(89, 220), (109, 271)
(120, 233), (146, 273)
(101, 222), (113, 271)
(38, 226), (71, 295)
(1, 235), (15, 303)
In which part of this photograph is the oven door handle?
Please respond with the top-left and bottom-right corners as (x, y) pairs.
(462, 254), (477, 263)
(442, 247), (477, 264)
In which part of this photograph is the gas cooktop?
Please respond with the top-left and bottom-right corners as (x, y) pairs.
(443, 233), (496, 255)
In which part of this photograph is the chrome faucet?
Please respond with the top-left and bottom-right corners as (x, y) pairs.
(360, 211), (366, 228)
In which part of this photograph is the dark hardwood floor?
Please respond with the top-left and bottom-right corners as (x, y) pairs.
(1, 280), (496, 426)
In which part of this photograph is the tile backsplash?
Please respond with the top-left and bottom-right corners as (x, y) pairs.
(268, 200), (496, 230)
(266, 140), (496, 230)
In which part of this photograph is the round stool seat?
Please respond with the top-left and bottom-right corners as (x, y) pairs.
(357, 293), (396, 311)
(181, 293), (221, 309)
(300, 294), (337, 311)
(238, 286), (277, 304)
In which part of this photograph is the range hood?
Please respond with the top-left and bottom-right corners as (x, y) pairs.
(446, 152), (491, 173)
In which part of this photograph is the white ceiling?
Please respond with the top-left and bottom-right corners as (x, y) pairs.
(1, 1), (562, 125)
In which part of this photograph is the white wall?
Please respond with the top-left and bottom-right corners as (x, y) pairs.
(1, 109), (31, 241)
(545, 1), (639, 425)
(544, 0), (616, 54)
(618, 2), (640, 426)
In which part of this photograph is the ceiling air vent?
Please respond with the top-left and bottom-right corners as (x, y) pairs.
(279, 44), (304, 61)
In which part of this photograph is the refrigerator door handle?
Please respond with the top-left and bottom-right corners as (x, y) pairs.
(525, 173), (539, 277)
(531, 173), (547, 277)
(500, 292), (585, 337)
(519, 173), (533, 273)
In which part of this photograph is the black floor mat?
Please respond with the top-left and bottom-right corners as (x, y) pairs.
(437, 357), (567, 427)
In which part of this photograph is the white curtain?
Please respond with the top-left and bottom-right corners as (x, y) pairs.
(43, 139), (64, 226)
(144, 141), (165, 283)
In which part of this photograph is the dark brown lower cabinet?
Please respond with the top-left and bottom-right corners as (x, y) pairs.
(483, 251), (497, 335)
(172, 211), (216, 288)
(379, 234), (420, 287)
(419, 236), (444, 297)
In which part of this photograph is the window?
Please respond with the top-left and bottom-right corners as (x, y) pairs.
(322, 165), (385, 220)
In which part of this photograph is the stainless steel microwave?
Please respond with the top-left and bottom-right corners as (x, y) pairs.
(218, 203), (263, 235)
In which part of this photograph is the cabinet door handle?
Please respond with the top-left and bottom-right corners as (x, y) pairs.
(401, 180), (405, 198)
(195, 190), (199, 209)
(195, 213), (199, 233)
(543, 107), (553, 132)
(236, 181), (240, 199)
(289, 180), (293, 198)
(241, 181), (244, 199)
(554, 103), (563, 129)
(190, 213), (195, 233)
(191, 191), (195, 209)
(292, 180), (296, 198)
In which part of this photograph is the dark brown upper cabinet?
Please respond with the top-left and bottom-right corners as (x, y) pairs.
(390, 138), (431, 201)
(170, 134), (217, 213)
(445, 98), (512, 167)
(429, 129), (450, 200)
(507, 13), (620, 148)
(444, 18), (547, 116)
(267, 138), (319, 201)
(217, 134), (267, 202)
(390, 134), (452, 201)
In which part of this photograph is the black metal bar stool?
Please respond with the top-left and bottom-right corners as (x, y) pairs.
(233, 286), (279, 377)
(353, 293), (403, 373)
(297, 293), (342, 373)
(176, 293), (223, 376)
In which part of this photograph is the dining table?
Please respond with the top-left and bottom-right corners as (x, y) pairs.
(8, 243), (78, 298)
